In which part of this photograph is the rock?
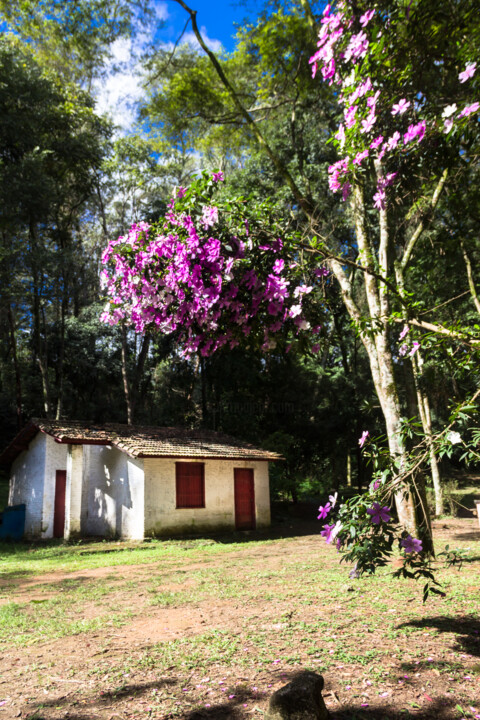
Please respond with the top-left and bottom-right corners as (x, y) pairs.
(265, 671), (329, 720)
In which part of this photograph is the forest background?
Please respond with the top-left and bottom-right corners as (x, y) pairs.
(1, 0), (479, 513)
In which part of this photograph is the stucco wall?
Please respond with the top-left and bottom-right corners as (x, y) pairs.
(9, 432), (47, 538)
(83, 446), (144, 540)
(144, 458), (270, 537)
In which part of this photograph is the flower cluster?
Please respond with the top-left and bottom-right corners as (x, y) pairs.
(100, 173), (322, 357)
(311, 4), (479, 210)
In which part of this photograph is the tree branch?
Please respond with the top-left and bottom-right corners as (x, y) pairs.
(171, 0), (312, 215)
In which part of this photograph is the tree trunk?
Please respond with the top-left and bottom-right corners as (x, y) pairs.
(121, 324), (134, 425)
(8, 305), (23, 431)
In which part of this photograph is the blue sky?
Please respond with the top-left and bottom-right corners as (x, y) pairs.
(158, 0), (254, 53)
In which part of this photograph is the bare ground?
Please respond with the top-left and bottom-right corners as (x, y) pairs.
(0, 517), (479, 720)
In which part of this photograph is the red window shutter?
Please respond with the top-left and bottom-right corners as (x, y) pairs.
(176, 463), (205, 508)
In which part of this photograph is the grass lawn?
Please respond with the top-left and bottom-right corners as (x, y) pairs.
(0, 516), (479, 719)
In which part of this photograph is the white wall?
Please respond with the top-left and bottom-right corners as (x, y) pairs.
(83, 446), (144, 540)
(9, 433), (69, 539)
(9, 432), (47, 538)
(144, 458), (270, 537)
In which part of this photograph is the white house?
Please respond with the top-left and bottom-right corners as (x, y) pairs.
(0, 420), (279, 540)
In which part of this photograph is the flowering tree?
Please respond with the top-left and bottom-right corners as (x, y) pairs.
(102, 0), (480, 583)
(306, 0), (479, 546)
(101, 171), (325, 358)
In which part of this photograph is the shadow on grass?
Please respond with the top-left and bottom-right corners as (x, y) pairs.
(22, 677), (265, 720)
(397, 615), (480, 658)
(328, 696), (477, 719)
(23, 691), (479, 720)
(451, 531), (480, 542)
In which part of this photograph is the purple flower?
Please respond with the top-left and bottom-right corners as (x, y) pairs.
(212, 171), (224, 182)
(391, 99), (411, 115)
(399, 343), (408, 356)
(317, 502), (332, 520)
(459, 62), (476, 83)
(400, 535), (423, 554)
(320, 524), (335, 543)
(358, 430), (369, 448)
(367, 502), (391, 524)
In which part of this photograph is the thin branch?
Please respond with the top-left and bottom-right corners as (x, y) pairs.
(147, 15), (192, 83)
(460, 238), (480, 316)
(391, 315), (480, 345)
(400, 168), (449, 272)
(419, 290), (469, 316)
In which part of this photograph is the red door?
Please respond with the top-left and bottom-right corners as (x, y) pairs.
(234, 469), (255, 530)
(53, 470), (66, 538)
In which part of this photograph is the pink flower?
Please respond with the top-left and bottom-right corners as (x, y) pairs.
(320, 524), (336, 543)
(459, 62), (476, 83)
(345, 105), (358, 128)
(373, 188), (386, 210)
(318, 502), (332, 520)
(201, 205), (219, 228)
(403, 120), (426, 145)
(212, 171), (224, 182)
(358, 430), (369, 447)
(353, 149), (369, 165)
(391, 98), (411, 115)
(329, 492), (338, 507)
(443, 118), (454, 134)
(370, 135), (383, 150)
(359, 9), (375, 27)
(458, 102), (480, 118)
(399, 343), (408, 356)
(399, 325), (409, 340)
(336, 123), (346, 147)
(342, 182), (352, 201)
(386, 131), (401, 151)
(361, 113), (376, 134)
(409, 341), (420, 356)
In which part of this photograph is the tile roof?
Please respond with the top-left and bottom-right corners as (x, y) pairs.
(0, 419), (281, 465)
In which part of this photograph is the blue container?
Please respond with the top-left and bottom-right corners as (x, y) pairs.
(0, 504), (26, 541)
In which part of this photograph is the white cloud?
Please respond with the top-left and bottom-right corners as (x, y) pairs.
(154, 2), (169, 21)
(183, 26), (224, 54)
(93, 37), (144, 132)
(92, 5), (224, 133)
